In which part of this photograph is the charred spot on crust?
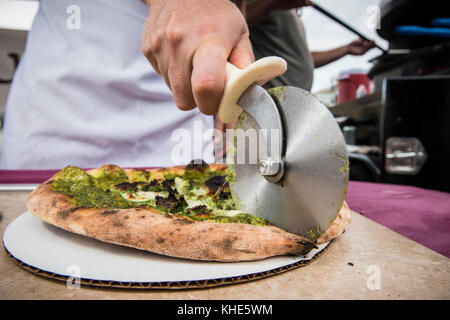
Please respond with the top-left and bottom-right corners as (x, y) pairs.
(174, 218), (194, 225)
(58, 207), (81, 219)
(156, 237), (165, 243)
(112, 220), (124, 227)
(298, 239), (318, 251)
(236, 248), (256, 254)
(115, 232), (133, 245)
(101, 209), (118, 215)
(222, 236), (238, 251)
(186, 159), (209, 172)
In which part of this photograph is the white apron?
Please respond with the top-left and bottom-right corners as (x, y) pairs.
(1, 0), (213, 169)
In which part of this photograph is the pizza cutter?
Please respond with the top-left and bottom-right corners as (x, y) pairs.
(218, 57), (349, 242)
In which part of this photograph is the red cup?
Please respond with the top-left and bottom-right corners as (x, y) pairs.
(337, 73), (372, 104)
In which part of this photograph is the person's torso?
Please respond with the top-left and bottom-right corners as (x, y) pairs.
(250, 9), (314, 91)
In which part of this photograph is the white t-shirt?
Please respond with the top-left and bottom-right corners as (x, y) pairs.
(0, 0), (213, 169)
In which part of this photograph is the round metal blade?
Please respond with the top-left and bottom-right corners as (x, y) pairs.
(231, 86), (349, 241)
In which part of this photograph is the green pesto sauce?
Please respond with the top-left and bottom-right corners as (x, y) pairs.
(171, 211), (267, 226)
(67, 185), (132, 208)
(181, 169), (219, 183)
(268, 87), (286, 101)
(51, 166), (132, 208)
(91, 166), (129, 190)
(307, 226), (322, 240)
(208, 213), (267, 226)
(50, 165), (268, 226)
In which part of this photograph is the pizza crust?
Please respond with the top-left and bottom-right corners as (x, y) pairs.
(316, 201), (352, 245)
(26, 165), (351, 262)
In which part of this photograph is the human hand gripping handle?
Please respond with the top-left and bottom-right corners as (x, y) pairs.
(142, 0), (254, 115)
(217, 57), (288, 124)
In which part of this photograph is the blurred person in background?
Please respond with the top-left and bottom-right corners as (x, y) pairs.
(246, 0), (376, 90)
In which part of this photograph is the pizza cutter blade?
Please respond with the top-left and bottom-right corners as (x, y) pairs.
(218, 58), (349, 242)
(227, 85), (348, 242)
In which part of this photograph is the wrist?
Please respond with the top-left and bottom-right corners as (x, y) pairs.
(344, 44), (352, 55)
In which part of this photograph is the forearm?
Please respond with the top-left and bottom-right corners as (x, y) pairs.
(311, 45), (349, 68)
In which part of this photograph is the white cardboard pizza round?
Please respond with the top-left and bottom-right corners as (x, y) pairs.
(4, 212), (329, 284)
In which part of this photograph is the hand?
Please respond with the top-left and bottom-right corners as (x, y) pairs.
(142, 0), (254, 115)
(347, 38), (376, 56)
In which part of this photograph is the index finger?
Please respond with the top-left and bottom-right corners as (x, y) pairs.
(191, 41), (228, 115)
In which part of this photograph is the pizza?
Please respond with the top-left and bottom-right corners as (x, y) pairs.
(27, 161), (351, 262)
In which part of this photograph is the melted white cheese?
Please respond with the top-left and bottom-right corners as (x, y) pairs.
(120, 191), (169, 203)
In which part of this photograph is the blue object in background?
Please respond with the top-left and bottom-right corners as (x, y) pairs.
(395, 25), (450, 39)
(431, 18), (450, 28)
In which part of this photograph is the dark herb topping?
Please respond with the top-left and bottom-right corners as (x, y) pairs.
(156, 195), (178, 211)
(141, 180), (165, 192)
(154, 193), (187, 214)
(148, 179), (160, 186)
(204, 175), (227, 195)
(113, 182), (146, 192)
(162, 179), (175, 188)
(187, 205), (210, 215)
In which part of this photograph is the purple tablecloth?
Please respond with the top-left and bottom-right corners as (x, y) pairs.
(346, 181), (450, 258)
(1, 170), (449, 257)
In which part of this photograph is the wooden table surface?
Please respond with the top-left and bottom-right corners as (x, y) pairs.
(1, 190), (449, 300)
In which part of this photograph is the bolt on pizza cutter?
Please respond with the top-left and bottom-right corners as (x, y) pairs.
(217, 57), (349, 242)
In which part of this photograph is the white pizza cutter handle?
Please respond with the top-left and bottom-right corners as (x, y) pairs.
(217, 56), (287, 124)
